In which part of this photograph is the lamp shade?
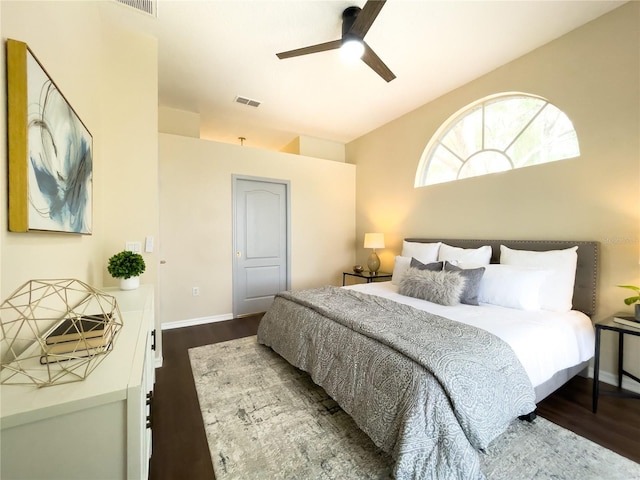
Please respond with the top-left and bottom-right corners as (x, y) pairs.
(364, 233), (385, 249)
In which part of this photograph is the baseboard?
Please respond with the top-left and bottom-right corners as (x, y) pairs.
(161, 313), (234, 331)
(588, 367), (640, 394)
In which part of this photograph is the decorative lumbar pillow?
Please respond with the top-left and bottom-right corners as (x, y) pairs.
(438, 243), (492, 265)
(500, 245), (578, 312)
(401, 241), (441, 264)
(444, 262), (485, 306)
(399, 267), (466, 306)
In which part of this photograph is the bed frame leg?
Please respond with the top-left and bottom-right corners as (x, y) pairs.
(518, 411), (537, 422)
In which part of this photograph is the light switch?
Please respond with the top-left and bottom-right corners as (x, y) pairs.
(126, 241), (142, 253)
(145, 236), (154, 253)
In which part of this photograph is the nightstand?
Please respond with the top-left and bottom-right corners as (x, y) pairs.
(592, 316), (640, 413)
(342, 271), (392, 286)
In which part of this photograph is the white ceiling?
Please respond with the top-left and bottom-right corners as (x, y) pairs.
(105, 0), (626, 151)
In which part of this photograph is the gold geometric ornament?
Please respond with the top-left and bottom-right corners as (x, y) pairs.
(0, 279), (123, 387)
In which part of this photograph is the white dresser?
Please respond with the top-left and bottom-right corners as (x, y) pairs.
(0, 285), (156, 480)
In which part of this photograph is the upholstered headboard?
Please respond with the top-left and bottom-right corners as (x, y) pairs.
(404, 239), (599, 317)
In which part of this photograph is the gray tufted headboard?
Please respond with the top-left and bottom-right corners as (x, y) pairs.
(404, 239), (599, 317)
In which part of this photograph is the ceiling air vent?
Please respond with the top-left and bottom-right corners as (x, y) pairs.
(234, 96), (261, 108)
(115, 0), (157, 17)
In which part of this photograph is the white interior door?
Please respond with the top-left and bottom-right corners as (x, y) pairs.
(233, 176), (290, 316)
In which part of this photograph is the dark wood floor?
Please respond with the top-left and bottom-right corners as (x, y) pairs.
(149, 316), (640, 480)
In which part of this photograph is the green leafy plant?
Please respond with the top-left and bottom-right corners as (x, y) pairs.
(107, 251), (146, 279)
(618, 285), (640, 305)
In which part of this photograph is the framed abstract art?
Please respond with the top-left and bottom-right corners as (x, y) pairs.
(7, 39), (93, 234)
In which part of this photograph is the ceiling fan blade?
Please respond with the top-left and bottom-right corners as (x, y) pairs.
(276, 39), (342, 59)
(362, 42), (395, 82)
(349, 0), (386, 38)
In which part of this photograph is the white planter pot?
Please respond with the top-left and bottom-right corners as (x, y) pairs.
(120, 276), (140, 291)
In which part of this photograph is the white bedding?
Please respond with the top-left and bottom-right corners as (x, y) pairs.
(344, 281), (594, 391)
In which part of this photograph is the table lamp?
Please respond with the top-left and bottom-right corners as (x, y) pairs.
(364, 233), (385, 274)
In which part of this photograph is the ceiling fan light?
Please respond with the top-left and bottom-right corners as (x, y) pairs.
(340, 39), (365, 62)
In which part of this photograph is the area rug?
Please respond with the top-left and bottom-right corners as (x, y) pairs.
(189, 336), (640, 480)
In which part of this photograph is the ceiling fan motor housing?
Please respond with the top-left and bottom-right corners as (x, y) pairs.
(342, 6), (362, 41)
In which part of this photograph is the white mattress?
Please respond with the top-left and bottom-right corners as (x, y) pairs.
(344, 281), (595, 389)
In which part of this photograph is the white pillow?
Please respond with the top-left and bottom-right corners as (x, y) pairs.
(478, 264), (548, 311)
(500, 245), (578, 312)
(401, 241), (441, 264)
(438, 243), (492, 265)
(391, 256), (412, 285)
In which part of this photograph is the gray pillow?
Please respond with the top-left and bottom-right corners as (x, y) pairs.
(399, 267), (466, 306)
(444, 262), (486, 306)
(410, 258), (444, 271)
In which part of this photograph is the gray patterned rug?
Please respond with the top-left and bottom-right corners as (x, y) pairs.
(189, 336), (640, 480)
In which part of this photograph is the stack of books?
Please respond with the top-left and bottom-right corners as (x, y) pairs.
(613, 313), (640, 329)
(40, 314), (114, 364)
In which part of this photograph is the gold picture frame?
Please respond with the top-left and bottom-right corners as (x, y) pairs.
(7, 39), (93, 234)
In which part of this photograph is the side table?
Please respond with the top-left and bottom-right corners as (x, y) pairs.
(342, 271), (392, 286)
(592, 315), (640, 413)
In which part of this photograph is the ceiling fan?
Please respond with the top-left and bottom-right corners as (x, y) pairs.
(276, 0), (396, 83)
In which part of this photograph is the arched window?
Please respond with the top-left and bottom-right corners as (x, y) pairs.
(415, 93), (580, 187)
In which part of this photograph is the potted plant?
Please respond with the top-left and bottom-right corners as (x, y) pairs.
(618, 284), (640, 320)
(108, 250), (146, 290)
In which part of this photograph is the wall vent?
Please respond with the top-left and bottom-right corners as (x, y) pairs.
(115, 0), (157, 17)
(234, 96), (261, 108)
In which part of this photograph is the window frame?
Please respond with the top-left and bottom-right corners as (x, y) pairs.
(414, 92), (580, 187)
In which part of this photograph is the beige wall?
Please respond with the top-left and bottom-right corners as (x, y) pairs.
(0, 2), (159, 348)
(347, 3), (640, 383)
(280, 135), (346, 162)
(159, 106), (200, 138)
(159, 134), (355, 326)
(99, 16), (159, 291)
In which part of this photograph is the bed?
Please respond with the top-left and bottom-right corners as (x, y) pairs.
(257, 239), (598, 480)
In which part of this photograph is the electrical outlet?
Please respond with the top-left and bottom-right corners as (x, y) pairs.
(192, 287), (200, 297)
